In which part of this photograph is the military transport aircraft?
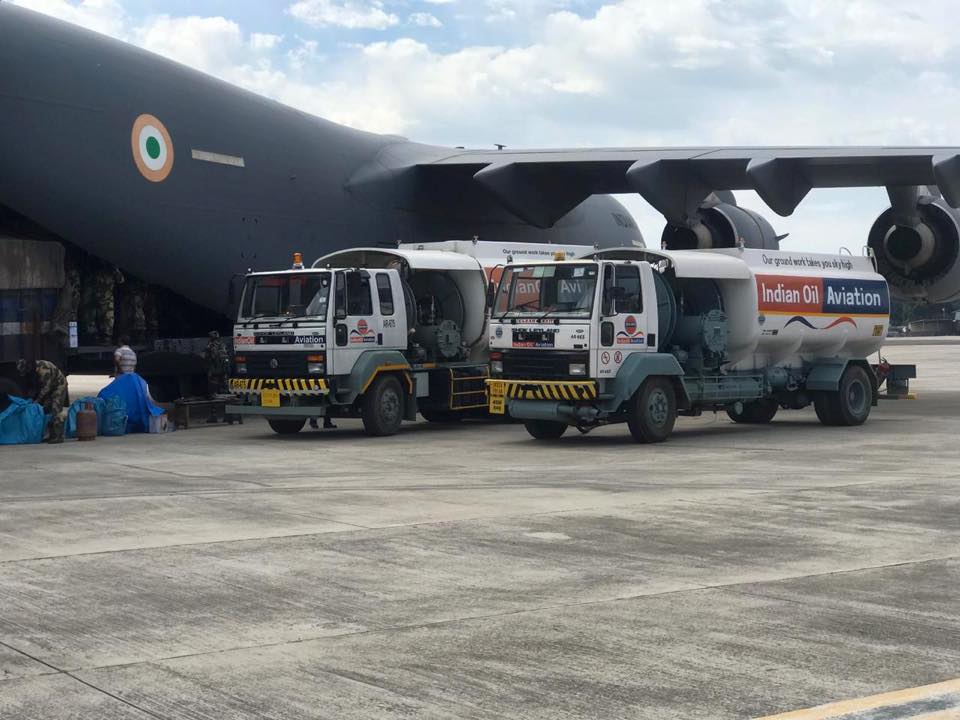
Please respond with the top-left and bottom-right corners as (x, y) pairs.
(1, 3), (960, 315)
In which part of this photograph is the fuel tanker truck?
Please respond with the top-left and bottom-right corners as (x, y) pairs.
(486, 247), (894, 443)
(228, 246), (494, 436)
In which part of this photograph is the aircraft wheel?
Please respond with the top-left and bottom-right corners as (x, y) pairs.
(627, 377), (676, 443)
(268, 418), (305, 435)
(727, 399), (778, 424)
(362, 374), (404, 437)
(523, 419), (568, 440)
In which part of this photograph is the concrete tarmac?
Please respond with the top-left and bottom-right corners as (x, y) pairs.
(1, 341), (958, 719)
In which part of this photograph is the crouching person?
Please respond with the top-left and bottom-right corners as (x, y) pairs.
(16, 359), (68, 444)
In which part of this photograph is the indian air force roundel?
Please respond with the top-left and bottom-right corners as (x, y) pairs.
(131, 114), (174, 182)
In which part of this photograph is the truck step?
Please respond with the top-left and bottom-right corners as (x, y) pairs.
(449, 365), (489, 410)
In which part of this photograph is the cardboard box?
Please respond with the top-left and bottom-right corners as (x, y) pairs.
(148, 413), (171, 433)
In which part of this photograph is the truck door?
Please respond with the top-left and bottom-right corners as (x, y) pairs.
(374, 271), (407, 350)
(595, 262), (651, 378)
(330, 270), (384, 376)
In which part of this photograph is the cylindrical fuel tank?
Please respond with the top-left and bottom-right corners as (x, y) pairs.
(710, 249), (889, 370)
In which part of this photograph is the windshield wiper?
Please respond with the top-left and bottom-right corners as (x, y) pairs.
(536, 304), (588, 322)
(536, 308), (562, 323)
(498, 299), (540, 320)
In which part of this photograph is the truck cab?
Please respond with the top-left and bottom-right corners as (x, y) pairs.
(230, 249), (490, 436)
(487, 248), (892, 443)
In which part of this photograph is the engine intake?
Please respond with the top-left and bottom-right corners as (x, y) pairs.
(868, 196), (960, 303)
(661, 202), (780, 251)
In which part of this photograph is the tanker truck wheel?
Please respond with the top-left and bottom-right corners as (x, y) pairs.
(816, 365), (872, 427)
(523, 419), (568, 440)
(627, 377), (676, 443)
(727, 399), (778, 424)
(362, 374), (404, 437)
(268, 418), (306, 435)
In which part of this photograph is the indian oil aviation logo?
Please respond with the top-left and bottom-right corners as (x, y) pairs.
(756, 275), (890, 330)
(131, 114), (174, 182)
(616, 314), (645, 344)
(350, 318), (377, 344)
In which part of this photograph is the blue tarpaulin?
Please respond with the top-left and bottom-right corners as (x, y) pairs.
(98, 373), (164, 434)
(0, 396), (48, 445)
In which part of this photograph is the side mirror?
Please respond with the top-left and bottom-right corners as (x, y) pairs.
(227, 273), (245, 307)
(486, 283), (496, 311)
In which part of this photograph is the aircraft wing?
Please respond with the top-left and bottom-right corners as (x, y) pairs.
(407, 146), (960, 228)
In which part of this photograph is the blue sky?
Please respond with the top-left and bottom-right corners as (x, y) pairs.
(13, 0), (960, 252)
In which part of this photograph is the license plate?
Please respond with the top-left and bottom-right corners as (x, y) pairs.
(489, 396), (505, 414)
(261, 389), (281, 408)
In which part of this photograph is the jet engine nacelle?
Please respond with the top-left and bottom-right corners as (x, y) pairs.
(868, 196), (960, 303)
(661, 202), (781, 251)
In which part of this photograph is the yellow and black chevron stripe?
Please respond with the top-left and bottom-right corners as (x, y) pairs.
(486, 379), (597, 402)
(229, 377), (329, 392)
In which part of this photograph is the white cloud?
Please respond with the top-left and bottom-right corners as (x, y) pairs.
(409, 12), (441, 27)
(12, 0), (127, 36)
(133, 15), (244, 74)
(287, 0), (399, 30)
(250, 32), (283, 50)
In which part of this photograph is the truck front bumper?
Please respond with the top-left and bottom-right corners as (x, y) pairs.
(485, 378), (598, 417)
(229, 377), (331, 412)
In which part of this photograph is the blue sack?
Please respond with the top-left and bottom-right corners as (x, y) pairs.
(0, 396), (48, 445)
(101, 395), (128, 436)
(98, 373), (164, 433)
(66, 397), (106, 438)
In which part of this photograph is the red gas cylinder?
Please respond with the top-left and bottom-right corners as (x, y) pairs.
(76, 402), (97, 442)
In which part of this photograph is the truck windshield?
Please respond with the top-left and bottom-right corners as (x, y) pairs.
(495, 263), (598, 318)
(239, 272), (331, 320)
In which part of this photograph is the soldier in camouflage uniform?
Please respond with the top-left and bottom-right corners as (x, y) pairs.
(93, 265), (125, 344)
(203, 331), (230, 399)
(51, 262), (81, 341)
(80, 263), (99, 341)
(118, 278), (147, 344)
(143, 285), (160, 343)
(16, 358), (68, 443)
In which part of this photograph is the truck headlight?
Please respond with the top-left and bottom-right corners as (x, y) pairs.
(490, 351), (503, 375)
(569, 363), (586, 376)
(307, 354), (325, 374)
